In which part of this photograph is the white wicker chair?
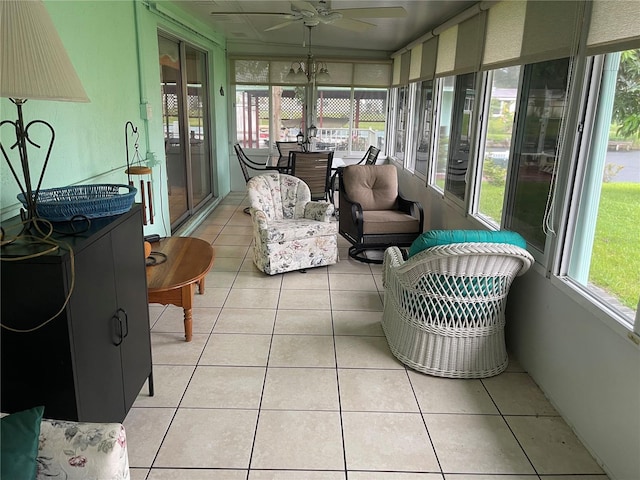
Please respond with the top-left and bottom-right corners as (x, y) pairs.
(381, 243), (534, 378)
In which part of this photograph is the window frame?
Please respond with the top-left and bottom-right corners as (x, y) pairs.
(443, 71), (481, 208)
(471, 67), (524, 229)
(556, 52), (639, 333)
(411, 79), (436, 181)
(502, 57), (572, 262)
(429, 75), (454, 194)
(390, 84), (410, 164)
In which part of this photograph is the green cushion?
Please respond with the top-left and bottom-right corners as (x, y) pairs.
(1, 406), (44, 480)
(408, 229), (527, 257)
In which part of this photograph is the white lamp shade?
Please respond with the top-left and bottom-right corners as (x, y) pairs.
(285, 67), (297, 82)
(1, 0), (89, 102)
(316, 67), (331, 83)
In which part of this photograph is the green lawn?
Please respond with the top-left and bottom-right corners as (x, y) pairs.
(478, 182), (505, 225)
(591, 183), (640, 309)
(479, 180), (640, 309)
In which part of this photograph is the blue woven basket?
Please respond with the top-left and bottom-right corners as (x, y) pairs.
(17, 184), (137, 222)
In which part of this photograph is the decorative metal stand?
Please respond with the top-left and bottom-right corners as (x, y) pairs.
(124, 121), (153, 225)
(0, 98), (56, 237)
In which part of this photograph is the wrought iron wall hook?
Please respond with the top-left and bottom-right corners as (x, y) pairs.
(124, 120), (139, 183)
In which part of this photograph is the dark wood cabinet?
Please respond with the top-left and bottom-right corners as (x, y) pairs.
(1, 205), (153, 423)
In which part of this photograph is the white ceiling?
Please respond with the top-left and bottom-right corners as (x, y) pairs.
(170, 0), (476, 57)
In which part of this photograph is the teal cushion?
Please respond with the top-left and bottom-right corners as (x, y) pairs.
(1, 406), (44, 480)
(408, 229), (526, 257)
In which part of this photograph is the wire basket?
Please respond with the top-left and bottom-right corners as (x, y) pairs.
(17, 184), (137, 222)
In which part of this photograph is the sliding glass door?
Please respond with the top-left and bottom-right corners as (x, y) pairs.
(159, 34), (213, 228)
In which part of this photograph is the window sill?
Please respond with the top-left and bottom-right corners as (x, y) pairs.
(550, 274), (639, 348)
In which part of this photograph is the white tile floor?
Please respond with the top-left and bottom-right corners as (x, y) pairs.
(126, 192), (609, 480)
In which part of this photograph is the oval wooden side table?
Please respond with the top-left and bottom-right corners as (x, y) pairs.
(146, 237), (215, 341)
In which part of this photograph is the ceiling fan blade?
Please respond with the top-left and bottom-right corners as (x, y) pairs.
(334, 7), (407, 19)
(291, 1), (318, 15)
(328, 17), (376, 33)
(210, 11), (293, 17)
(264, 20), (299, 32)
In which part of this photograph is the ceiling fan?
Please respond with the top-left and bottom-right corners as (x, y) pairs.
(209, 1), (407, 33)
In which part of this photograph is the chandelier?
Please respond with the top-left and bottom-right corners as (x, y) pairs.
(285, 25), (331, 83)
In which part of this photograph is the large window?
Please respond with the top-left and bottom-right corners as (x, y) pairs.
(352, 88), (387, 156)
(567, 49), (640, 324)
(477, 66), (521, 226)
(505, 58), (570, 251)
(315, 87), (387, 155)
(413, 80), (435, 178)
(445, 73), (478, 202)
(235, 85), (269, 149)
(392, 86), (409, 162)
(232, 59), (391, 157)
(235, 85), (305, 150)
(273, 86), (304, 144)
(432, 76), (455, 190)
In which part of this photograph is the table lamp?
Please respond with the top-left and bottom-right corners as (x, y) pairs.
(0, 0), (89, 232)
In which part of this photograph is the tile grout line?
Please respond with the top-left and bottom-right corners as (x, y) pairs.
(328, 264), (350, 479)
(480, 376), (540, 477)
(404, 368), (446, 477)
(244, 253), (281, 479)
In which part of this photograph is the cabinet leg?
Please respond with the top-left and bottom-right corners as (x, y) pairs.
(148, 371), (155, 397)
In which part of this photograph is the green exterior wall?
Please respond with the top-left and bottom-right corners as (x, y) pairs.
(0, 0), (229, 237)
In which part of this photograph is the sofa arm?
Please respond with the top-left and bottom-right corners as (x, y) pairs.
(37, 418), (130, 480)
(303, 201), (334, 222)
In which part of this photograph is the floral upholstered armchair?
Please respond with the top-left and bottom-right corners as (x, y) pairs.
(247, 173), (338, 275)
(1, 407), (130, 480)
(37, 418), (130, 479)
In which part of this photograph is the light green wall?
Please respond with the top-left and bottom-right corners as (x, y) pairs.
(0, 0), (229, 237)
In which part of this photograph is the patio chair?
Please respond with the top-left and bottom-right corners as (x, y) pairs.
(275, 141), (303, 174)
(290, 151), (334, 202)
(328, 145), (380, 204)
(234, 143), (280, 214)
(339, 164), (423, 263)
(381, 230), (534, 378)
(359, 145), (381, 165)
(247, 172), (338, 275)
